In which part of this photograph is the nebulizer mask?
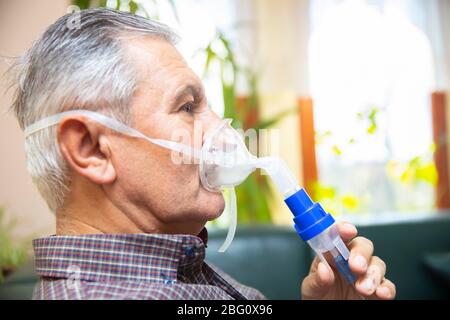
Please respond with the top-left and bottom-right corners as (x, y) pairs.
(24, 110), (258, 252)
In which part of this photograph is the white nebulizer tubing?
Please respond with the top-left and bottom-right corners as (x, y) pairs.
(218, 187), (237, 252)
(255, 156), (300, 198)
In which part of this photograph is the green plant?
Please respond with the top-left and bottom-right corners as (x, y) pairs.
(201, 31), (296, 223)
(311, 181), (361, 215)
(313, 104), (438, 214)
(387, 145), (438, 187)
(0, 208), (30, 283)
(74, 0), (178, 19)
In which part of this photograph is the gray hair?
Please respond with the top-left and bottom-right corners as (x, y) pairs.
(9, 8), (178, 212)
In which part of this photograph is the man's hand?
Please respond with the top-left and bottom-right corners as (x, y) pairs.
(301, 222), (396, 300)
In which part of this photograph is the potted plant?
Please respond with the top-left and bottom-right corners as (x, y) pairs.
(0, 207), (29, 283)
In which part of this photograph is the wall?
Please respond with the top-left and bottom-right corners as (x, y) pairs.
(0, 0), (71, 239)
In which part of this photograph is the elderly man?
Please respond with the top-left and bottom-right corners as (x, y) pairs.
(11, 8), (395, 300)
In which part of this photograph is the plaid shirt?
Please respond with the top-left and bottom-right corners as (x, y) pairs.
(32, 228), (266, 300)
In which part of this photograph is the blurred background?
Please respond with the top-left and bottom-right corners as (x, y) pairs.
(1, 0), (450, 299)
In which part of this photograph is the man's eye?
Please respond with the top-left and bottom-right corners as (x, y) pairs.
(180, 102), (195, 113)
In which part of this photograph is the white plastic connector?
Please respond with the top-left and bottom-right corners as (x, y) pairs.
(255, 156), (299, 198)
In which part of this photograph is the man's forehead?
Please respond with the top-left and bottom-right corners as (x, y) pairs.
(125, 37), (186, 75)
(125, 36), (201, 92)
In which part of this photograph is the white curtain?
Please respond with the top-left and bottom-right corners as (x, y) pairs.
(307, 0), (447, 212)
(310, 0), (450, 91)
(375, 0), (449, 91)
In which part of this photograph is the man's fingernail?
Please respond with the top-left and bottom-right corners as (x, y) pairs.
(378, 286), (390, 298)
(363, 278), (373, 292)
(353, 255), (367, 269)
(318, 262), (329, 274)
(343, 223), (356, 232)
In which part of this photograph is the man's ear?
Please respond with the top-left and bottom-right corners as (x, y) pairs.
(57, 117), (117, 185)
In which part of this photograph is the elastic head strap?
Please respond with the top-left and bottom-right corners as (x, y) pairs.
(24, 109), (202, 159)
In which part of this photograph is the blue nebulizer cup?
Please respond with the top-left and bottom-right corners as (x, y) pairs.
(255, 157), (357, 285)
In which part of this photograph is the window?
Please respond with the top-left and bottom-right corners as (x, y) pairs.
(309, 0), (436, 214)
(136, 0), (236, 117)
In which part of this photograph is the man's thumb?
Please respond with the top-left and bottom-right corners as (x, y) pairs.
(301, 262), (335, 299)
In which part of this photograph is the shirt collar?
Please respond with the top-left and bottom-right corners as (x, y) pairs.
(33, 228), (208, 284)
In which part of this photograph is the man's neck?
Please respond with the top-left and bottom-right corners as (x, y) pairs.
(56, 215), (106, 235)
(56, 197), (205, 237)
(56, 178), (206, 236)
(55, 179), (151, 235)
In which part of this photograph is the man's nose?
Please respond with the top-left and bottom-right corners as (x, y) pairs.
(199, 109), (223, 142)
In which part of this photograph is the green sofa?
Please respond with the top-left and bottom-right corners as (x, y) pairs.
(1, 214), (450, 299)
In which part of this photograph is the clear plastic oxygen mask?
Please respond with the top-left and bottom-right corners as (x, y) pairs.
(200, 119), (258, 192)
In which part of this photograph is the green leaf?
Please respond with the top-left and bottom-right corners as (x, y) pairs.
(393, 155), (438, 187)
(218, 32), (237, 68)
(129, 1), (138, 14)
(255, 107), (297, 130)
(74, 0), (91, 9)
(341, 194), (359, 211)
(409, 156), (421, 168)
(332, 145), (342, 156)
(222, 82), (236, 120)
(203, 45), (216, 77)
(72, 0), (90, 10)
(368, 107), (378, 122)
(367, 123), (376, 134)
(367, 107), (379, 134)
(315, 130), (333, 145)
(312, 182), (337, 201)
(255, 107), (298, 130)
(356, 106), (379, 135)
(415, 162), (438, 186)
(0, 208), (30, 282)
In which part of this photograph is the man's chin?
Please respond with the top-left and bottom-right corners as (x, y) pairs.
(202, 192), (226, 221)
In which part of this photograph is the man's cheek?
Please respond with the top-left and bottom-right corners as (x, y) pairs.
(181, 167), (201, 191)
(170, 159), (199, 179)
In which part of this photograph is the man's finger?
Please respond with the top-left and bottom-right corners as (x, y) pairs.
(348, 237), (374, 275)
(354, 256), (386, 296)
(336, 221), (358, 243)
(375, 278), (396, 300)
(301, 262), (335, 299)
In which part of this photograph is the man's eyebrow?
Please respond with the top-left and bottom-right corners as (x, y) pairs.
(172, 84), (204, 105)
